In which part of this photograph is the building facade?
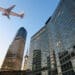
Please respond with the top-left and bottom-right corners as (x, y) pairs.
(32, 50), (41, 75)
(46, 0), (75, 75)
(28, 0), (75, 75)
(58, 49), (75, 75)
(1, 27), (27, 71)
(28, 24), (57, 75)
(28, 26), (51, 75)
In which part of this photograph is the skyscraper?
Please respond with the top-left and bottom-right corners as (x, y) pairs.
(1, 27), (27, 71)
(28, 25), (53, 75)
(28, 0), (75, 75)
(32, 50), (41, 75)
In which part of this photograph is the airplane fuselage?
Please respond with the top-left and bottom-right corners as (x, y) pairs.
(2, 9), (10, 16)
(0, 5), (24, 19)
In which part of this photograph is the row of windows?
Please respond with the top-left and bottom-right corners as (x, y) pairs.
(33, 54), (41, 58)
(60, 55), (70, 64)
(33, 61), (41, 64)
(61, 61), (72, 72)
(59, 51), (68, 59)
(32, 64), (41, 71)
(59, 50), (75, 64)
(63, 70), (75, 75)
(70, 51), (75, 57)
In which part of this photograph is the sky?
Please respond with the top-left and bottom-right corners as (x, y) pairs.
(0, 0), (59, 68)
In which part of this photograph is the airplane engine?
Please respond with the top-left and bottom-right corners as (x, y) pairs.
(2, 13), (7, 15)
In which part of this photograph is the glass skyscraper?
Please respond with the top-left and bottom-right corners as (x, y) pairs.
(46, 0), (75, 75)
(32, 50), (41, 75)
(28, 26), (51, 75)
(28, 0), (75, 75)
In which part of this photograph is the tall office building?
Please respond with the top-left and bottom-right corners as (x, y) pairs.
(32, 50), (41, 75)
(1, 27), (27, 71)
(58, 47), (75, 75)
(46, 0), (75, 75)
(28, 0), (75, 75)
(28, 24), (57, 75)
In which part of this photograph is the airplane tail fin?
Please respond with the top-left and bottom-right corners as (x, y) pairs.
(20, 13), (24, 18)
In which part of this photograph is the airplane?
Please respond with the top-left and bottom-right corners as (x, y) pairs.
(0, 5), (24, 19)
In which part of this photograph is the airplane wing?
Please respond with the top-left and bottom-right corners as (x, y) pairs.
(10, 11), (24, 18)
(0, 7), (5, 12)
(7, 5), (16, 10)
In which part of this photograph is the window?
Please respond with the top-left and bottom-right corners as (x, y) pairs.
(71, 52), (75, 57)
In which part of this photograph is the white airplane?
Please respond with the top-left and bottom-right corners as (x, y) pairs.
(0, 5), (24, 19)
